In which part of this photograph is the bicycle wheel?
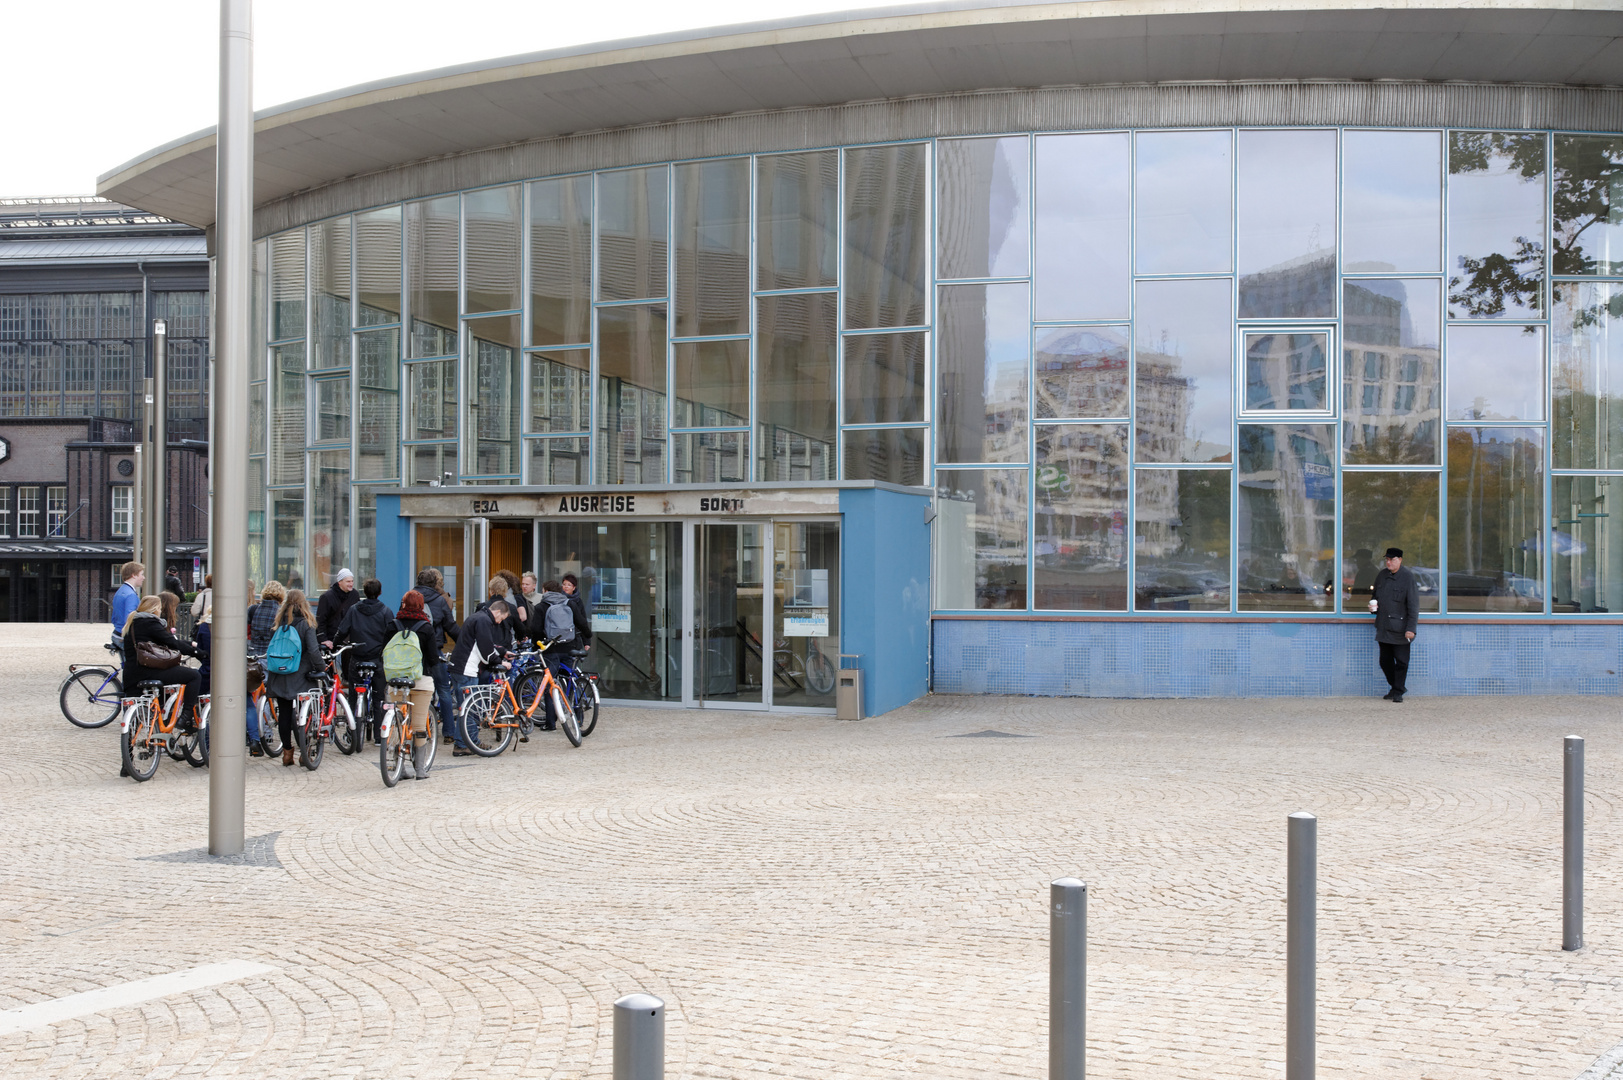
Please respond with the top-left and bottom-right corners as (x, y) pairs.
(295, 701), (324, 770)
(379, 707), (405, 787)
(331, 694), (359, 756)
(461, 694), (514, 757)
(184, 700), (210, 768)
(61, 668), (122, 728)
(256, 697), (283, 756)
(553, 683), (581, 747)
(805, 647), (837, 695)
(120, 703), (161, 782)
(576, 678), (600, 738)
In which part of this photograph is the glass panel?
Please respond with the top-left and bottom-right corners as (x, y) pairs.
(1033, 132), (1130, 321)
(1446, 426), (1544, 611)
(414, 522), (467, 620)
(1035, 326), (1129, 419)
(1341, 472), (1440, 612)
(936, 282), (1029, 463)
(1142, 467), (1226, 610)
(844, 143), (929, 329)
(530, 174), (593, 346)
(355, 205), (402, 326)
(356, 328), (400, 481)
(1243, 332), (1330, 411)
(757, 151), (838, 291)
(253, 239), (267, 359)
(934, 468), (1027, 609)
(1447, 132), (1547, 320)
(270, 230), (305, 341)
(843, 427), (924, 485)
(1554, 135), (1623, 277)
(407, 442), (457, 487)
(529, 348), (591, 434)
(309, 449), (349, 593)
(310, 216), (351, 368)
(1034, 424), (1128, 610)
(673, 339), (749, 428)
(597, 303), (668, 484)
(598, 166), (669, 302)
(463, 185), (521, 315)
(1446, 324), (1545, 421)
(248, 458), (265, 587)
(1135, 130), (1232, 275)
(1554, 282), (1623, 469)
(314, 378), (350, 443)
(673, 431), (747, 484)
(1343, 279), (1442, 465)
(406, 360), (456, 440)
(354, 486), (377, 583)
(272, 490), (306, 591)
(1343, 130), (1443, 273)
(249, 381), (266, 455)
(773, 521), (841, 708)
(696, 523), (764, 705)
(270, 343), (305, 485)
(844, 331), (925, 425)
(937, 136), (1029, 280)
(756, 292), (836, 482)
(537, 521), (682, 702)
(465, 316), (522, 475)
(1237, 424), (1335, 612)
(528, 436), (590, 485)
(1237, 129), (1336, 318)
(675, 158), (749, 337)
(406, 196), (458, 358)
(1134, 278), (1233, 463)
(28, 341), (59, 417)
(1552, 475), (1623, 613)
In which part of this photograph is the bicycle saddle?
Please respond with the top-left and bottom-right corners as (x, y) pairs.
(135, 680), (165, 692)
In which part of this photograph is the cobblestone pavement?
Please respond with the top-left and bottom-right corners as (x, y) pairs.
(3, 623), (1622, 1079)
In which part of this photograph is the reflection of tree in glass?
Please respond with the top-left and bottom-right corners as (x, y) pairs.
(1554, 136), (1623, 277)
(1448, 132), (1544, 318)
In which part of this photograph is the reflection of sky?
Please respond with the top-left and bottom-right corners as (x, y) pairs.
(1343, 130), (1442, 273)
(1035, 132), (1130, 320)
(1446, 324), (1545, 420)
(1560, 136), (1623, 274)
(985, 137), (1029, 278)
(983, 281), (1031, 400)
(1134, 278), (1232, 457)
(1135, 131), (1231, 275)
(1448, 137), (1544, 318)
(1353, 278), (1440, 348)
(1237, 129), (1336, 275)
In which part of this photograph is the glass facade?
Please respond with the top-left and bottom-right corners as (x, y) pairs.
(250, 127), (1619, 617)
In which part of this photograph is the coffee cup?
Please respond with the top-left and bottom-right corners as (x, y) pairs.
(1368, 599), (1378, 613)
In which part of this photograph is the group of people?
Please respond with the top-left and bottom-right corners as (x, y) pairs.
(111, 559), (593, 777)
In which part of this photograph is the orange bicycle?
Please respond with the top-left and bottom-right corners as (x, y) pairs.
(459, 647), (577, 756)
(120, 680), (207, 781)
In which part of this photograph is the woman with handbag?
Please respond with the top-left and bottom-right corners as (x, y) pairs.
(120, 594), (202, 731)
(264, 589), (323, 768)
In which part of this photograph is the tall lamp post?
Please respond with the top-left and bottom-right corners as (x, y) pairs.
(209, 0), (252, 856)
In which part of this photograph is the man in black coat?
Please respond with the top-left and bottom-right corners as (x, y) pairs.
(1370, 546), (1419, 702)
(335, 578), (396, 739)
(416, 569), (459, 745)
(316, 568), (359, 647)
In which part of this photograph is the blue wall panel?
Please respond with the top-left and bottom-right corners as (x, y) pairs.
(841, 488), (931, 716)
(933, 619), (1623, 697)
(374, 494), (412, 609)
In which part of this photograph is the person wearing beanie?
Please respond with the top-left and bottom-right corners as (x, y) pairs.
(316, 568), (359, 647)
(1369, 546), (1419, 702)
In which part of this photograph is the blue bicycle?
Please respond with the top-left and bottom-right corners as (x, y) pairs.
(60, 643), (125, 728)
(553, 650), (600, 738)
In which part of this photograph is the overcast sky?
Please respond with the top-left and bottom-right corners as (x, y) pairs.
(1, 0), (878, 199)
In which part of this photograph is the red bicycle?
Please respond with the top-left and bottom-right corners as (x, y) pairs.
(291, 645), (358, 770)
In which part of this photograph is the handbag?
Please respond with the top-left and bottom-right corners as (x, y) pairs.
(135, 639), (184, 670)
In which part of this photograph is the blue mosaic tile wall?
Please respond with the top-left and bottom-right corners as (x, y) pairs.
(932, 619), (1623, 697)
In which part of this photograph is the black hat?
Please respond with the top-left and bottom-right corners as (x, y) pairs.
(1384, 547), (1403, 559)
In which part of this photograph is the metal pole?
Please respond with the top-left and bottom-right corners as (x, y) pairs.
(1565, 735), (1584, 951)
(140, 375), (158, 591)
(208, 0), (252, 857)
(1287, 812), (1316, 1080)
(1050, 877), (1086, 1080)
(130, 442), (144, 568)
(151, 319), (168, 586)
(612, 993), (664, 1080)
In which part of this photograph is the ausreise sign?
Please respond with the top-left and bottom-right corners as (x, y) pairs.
(395, 488), (841, 520)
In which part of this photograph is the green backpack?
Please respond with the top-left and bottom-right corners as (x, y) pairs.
(382, 621), (424, 681)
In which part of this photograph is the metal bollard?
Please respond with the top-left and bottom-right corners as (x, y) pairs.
(1050, 877), (1086, 1080)
(613, 993), (665, 1080)
(1565, 735), (1585, 952)
(1287, 812), (1316, 1080)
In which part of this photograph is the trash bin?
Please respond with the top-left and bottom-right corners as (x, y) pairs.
(836, 654), (863, 721)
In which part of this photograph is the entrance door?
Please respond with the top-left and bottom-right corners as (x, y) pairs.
(693, 522), (765, 706)
(488, 521), (531, 586)
(771, 521), (840, 708)
(414, 522), (471, 620)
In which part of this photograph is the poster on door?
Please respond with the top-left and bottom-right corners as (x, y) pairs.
(783, 568), (829, 636)
(592, 567), (632, 634)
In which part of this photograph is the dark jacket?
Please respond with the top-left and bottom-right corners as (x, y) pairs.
(448, 608), (506, 678)
(476, 597), (518, 654)
(248, 600), (278, 655)
(121, 611), (199, 682)
(393, 616), (441, 676)
(264, 618), (324, 700)
(335, 597), (395, 661)
(418, 584), (457, 654)
(564, 589), (593, 646)
(1371, 566), (1420, 645)
(316, 583), (359, 643)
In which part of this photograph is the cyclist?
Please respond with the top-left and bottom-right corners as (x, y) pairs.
(265, 588), (323, 768)
(447, 598), (512, 756)
(559, 573), (594, 654)
(535, 580), (577, 731)
(414, 568), (459, 747)
(390, 589), (441, 779)
(120, 594), (202, 731)
(110, 561), (144, 647)
(335, 578), (395, 742)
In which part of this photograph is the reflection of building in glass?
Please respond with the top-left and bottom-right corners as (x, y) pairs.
(1239, 251), (1336, 318)
(1034, 327), (1128, 418)
(1034, 425), (1128, 609)
(1133, 346), (1195, 461)
(1343, 281), (1441, 464)
(1238, 425), (1336, 611)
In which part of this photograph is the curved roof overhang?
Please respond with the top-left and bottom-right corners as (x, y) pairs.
(98, 0), (1623, 228)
